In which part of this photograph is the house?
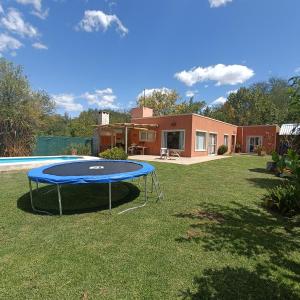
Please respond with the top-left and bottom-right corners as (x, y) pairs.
(236, 125), (280, 154)
(96, 107), (280, 157)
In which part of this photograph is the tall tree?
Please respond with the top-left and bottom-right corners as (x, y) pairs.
(137, 90), (179, 116)
(68, 109), (130, 137)
(174, 97), (206, 114)
(205, 77), (293, 126)
(288, 76), (300, 123)
(0, 59), (54, 156)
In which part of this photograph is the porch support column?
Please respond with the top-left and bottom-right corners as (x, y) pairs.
(125, 126), (128, 154)
(111, 128), (114, 149)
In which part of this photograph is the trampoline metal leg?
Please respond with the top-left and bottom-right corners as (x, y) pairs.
(29, 179), (36, 212)
(57, 184), (63, 216)
(144, 175), (147, 202)
(109, 182), (112, 212)
(151, 173), (154, 193)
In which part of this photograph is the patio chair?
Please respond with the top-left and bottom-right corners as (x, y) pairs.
(169, 149), (181, 159)
(160, 148), (169, 159)
(128, 144), (137, 155)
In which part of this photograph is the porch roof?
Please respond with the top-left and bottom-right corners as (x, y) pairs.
(95, 122), (159, 130)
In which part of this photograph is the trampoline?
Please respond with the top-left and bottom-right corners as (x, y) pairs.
(27, 160), (163, 215)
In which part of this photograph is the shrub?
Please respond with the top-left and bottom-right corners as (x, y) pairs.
(217, 145), (228, 155)
(271, 151), (286, 175)
(65, 143), (91, 156)
(99, 147), (128, 160)
(264, 182), (300, 215)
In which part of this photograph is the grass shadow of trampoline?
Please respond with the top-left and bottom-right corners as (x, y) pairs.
(17, 182), (141, 215)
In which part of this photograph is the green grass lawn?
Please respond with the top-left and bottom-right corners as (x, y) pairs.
(0, 156), (299, 299)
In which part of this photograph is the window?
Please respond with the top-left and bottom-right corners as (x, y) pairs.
(139, 130), (156, 142)
(162, 130), (185, 150)
(208, 133), (217, 155)
(224, 135), (229, 147)
(195, 131), (206, 151)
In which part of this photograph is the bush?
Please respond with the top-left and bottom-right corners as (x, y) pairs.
(264, 182), (300, 215)
(217, 145), (228, 155)
(65, 143), (91, 156)
(99, 147), (128, 160)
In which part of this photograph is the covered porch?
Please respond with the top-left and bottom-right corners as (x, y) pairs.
(96, 122), (159, 155)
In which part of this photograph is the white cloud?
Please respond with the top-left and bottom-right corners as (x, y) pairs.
(16, 0), (42, 12)
(175, 64), (254, 87)
(52, 94), (83, 112)
(294, 67), (300, 74)
(31, 8), (49, 20)
(32, 42), (47, 49)
(209, 0), (233, 8)
(226, 89), (238, 95)
(0, 3), (4, 14)
(0, 33), (23, 53)
(82, 88), (118, 109)
(185, 90), (198, 98)
(210, 96), (227, 106)
(137, 87), (172, 99)
(76, 10), (128, 36)
(16, 0), (48, 20)
(1, 8), (39, 38)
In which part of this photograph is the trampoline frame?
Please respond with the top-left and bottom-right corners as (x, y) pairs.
(27, 160), (163, 215)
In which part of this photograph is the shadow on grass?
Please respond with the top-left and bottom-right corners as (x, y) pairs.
(248, 168), (273, 174)
(176, 202), (300, 299)
(17, 182), (140, 215)
(247, 177), (283, 189)
(175, 202), (299, 256)
(179, 265), (300, 300)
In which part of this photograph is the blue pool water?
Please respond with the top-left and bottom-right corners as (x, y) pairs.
(0, 156), (83, 164)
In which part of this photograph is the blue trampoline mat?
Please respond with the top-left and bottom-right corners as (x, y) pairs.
(28, 160), (155, 184)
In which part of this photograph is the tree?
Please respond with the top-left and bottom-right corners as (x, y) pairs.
(174, 97), (206, 114)
(137, 90), (179, 116)
(0, 58), (54, 156)
(68, 109), (130, 137)
(205, 77), (293, 126)
(288, 77), (300, 123)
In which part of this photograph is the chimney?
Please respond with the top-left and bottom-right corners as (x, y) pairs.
(131, 107), (153, 120)
(98, 111), (110, 125)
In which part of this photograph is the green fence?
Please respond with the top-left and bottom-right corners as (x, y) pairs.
(33, 136), (92, 156)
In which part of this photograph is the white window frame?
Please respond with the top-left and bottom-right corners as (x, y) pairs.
(247, 136), (263, 153)
(139, 130), (156, 142)
(161, 129), (185, 151)
(195, 130), (207, 152)
(208, 132), (218, 155)
(224, 134), (229, 147)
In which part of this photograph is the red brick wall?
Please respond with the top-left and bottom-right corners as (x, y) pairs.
(131, 114), (238, 157)
(131, 114), (193, 157)
(236, 125), (279, 154)
(191, 115), (237, 156)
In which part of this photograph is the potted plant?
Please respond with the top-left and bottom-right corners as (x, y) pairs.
(71, 148), (78, 155)
(256, 145), (266, 156)
(235, 143), (241, 153)
(267, 151), (279, 172)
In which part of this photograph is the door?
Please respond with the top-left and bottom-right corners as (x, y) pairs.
(231, 135), (235, 153)
(208, 134), (217, 155)
(248, 136), (262, 153)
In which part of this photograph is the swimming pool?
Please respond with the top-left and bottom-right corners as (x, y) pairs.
(0, 156), (82, 164)
(0, 155), (99, 171)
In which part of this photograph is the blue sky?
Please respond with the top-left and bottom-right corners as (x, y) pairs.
(0, 0), (300, 116)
